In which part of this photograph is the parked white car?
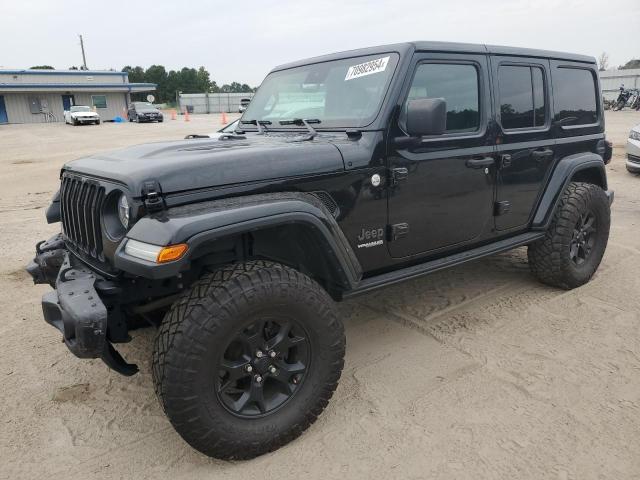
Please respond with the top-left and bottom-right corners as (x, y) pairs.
(64, 106), (100, 126)
(627, 123), (640, 173)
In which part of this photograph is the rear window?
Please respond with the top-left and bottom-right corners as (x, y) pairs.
(553, 67), (598, 126)
(498, 65), (546, 130)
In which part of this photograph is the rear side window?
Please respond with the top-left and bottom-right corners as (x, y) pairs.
(403, 63), (480, 133)
(553, 67), (598, 126)
(498, 65), (546, 130)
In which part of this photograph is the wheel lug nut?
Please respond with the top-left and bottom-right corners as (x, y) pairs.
(256, 350), (264, 358)
(245, 364), (253, 373)
(254, 375), (263, 383)
(269, 350), (277, 358)
(269, 365), (276, 374)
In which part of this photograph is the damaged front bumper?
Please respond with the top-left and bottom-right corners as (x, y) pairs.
(26, 234), (138, 376)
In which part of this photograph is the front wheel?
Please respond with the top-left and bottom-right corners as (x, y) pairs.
(528, 182), (610, 289)
(152, 261), (345, 459)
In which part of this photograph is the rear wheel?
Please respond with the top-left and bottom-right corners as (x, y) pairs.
(152, 261), (345, 459)
(528, 182), (610, 289)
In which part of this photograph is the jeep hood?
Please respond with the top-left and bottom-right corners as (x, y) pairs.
(63, 135), (345, 196)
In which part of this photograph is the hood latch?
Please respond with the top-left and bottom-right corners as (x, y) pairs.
(141, 180), (165, 213)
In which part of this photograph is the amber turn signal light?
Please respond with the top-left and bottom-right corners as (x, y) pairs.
(156, 244), (188, 263)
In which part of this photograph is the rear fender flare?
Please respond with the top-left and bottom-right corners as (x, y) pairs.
(532, 152), (607, 230)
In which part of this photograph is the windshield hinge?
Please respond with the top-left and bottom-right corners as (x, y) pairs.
(141, 180), (165, 213)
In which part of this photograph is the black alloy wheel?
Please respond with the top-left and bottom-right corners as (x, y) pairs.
(216, 318), (311, 417)
(570, 211), (596, 266)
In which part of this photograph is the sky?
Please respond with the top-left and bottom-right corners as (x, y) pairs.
(1, 0), (638, 86)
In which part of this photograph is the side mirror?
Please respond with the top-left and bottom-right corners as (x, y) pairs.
(406, 98), (447, 137)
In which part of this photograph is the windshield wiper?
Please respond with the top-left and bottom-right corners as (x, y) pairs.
(240, 119), (271, 134)
(278, 118), (320, 139)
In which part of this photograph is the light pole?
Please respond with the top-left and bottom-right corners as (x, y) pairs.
(175, 90), (182, 113)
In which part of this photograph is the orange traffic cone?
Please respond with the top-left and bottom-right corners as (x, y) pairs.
(122, 107), (128, 120)
(184, 108), (190, 122)
(171, 109), (176, 120)
(221, 112), (228, 124)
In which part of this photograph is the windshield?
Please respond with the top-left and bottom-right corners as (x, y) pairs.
(243, 53), (399, 129)
(134, 102), (155, 109)
(70, 106), (91, 112)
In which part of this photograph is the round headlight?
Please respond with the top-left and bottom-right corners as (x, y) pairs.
(118, 194), (130, 229)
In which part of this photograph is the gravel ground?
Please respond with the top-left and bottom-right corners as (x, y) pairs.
(1, 111), (639, 480)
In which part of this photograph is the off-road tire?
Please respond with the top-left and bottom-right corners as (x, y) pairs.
(152, 260), (345, 460)
(528, 181), (610, 289)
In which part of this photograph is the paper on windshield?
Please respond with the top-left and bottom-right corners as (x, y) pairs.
(344, 56), (390, 81)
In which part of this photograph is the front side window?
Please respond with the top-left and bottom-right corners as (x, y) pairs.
(402, 63), (480, 133)
(553, 67), (598, 126)
(242, 53), (399, 128)
(92, 95), (107, 109)
(498, 65), (546, 130)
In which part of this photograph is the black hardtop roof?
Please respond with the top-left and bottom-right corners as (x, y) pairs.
(272, 41), (595, 72)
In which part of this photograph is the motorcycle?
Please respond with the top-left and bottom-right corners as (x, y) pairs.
(613, 87), (640, 111)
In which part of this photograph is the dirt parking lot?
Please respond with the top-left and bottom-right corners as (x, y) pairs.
(1, 111), (640, 480)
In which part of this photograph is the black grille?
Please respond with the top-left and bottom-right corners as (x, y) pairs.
(60, 175), (105, 260)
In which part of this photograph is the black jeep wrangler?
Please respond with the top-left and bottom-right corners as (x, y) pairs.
(27, 42), (613, 459)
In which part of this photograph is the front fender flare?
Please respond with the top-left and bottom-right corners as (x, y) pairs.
(113, 193), (362, 288)
(532, 152), (607, 230)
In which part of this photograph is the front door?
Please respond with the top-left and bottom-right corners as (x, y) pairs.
(0, 96), (7, 124)
(490, 56), (555, 231)
(61, 94), (75, 111)
(387, 53), (496, 258)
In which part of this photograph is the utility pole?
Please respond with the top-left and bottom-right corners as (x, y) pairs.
(78, 34), (88, 70)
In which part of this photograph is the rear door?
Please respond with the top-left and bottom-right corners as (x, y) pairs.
(491, 56), (554, 231)
(387, 53), (496, 258)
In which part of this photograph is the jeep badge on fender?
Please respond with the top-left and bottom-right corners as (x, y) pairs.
(357, 227), (385, 248)
(26, 41), (613, 460)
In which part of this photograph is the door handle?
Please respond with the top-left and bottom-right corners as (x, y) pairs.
(532, 148), (553, 161)
(466, 156), (495, 169)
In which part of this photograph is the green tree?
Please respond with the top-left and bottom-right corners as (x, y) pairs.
(122, 65), (145, 83)
(120, 64), (252, 104)
(145, 65), (169, 102)
(30, 65), (54, 69)
(196, 66), (211, 92)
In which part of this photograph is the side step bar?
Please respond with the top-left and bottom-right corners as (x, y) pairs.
(342, 232), (545, 299)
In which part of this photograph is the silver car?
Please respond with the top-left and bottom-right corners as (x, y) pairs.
(627, 123), (640, 173)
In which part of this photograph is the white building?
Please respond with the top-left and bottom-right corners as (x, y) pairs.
(0, 69), (155, 124)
